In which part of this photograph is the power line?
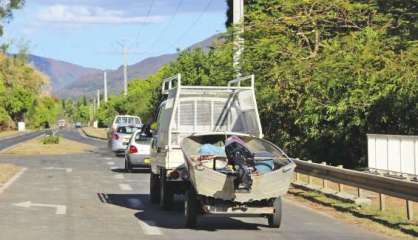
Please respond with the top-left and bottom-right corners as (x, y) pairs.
(148, 0), (184, 51)
(161, 0), (214, 53)
(133, 0), (157, 48)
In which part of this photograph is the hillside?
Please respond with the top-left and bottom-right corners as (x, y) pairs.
(31, 34), (221, 99)
(28, 55), (101, 91)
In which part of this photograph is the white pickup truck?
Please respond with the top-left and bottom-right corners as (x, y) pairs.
(149, 74), (264, 209)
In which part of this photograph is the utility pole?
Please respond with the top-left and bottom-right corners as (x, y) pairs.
(103, 71), (108, 102)
(123, 46), (128, 96)
(233, 0), (244, 78)
(97, 89), (101, 108)
(100, 41), (142, 97)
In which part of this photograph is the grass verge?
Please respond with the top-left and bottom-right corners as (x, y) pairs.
(0, 164), (21, 185)
(0, 130), (19, 139)
(82, 127), (107, 140)
(287, 187), (418, 239)
(3, 136), (93, 155)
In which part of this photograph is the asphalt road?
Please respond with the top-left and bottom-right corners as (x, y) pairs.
(0, 131), (45, 151)
(0, 129), (390, 240)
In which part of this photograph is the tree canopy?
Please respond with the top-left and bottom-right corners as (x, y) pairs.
(72, 0), (418, 168)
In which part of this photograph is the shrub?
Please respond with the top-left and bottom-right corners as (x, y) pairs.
(42, 135), (59, 145)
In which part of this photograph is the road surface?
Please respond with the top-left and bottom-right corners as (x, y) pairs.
(0, 129), (390, 240)
(0, 131), (44, 151)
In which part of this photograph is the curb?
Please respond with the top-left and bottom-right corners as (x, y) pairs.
(80, 128), (107, 141)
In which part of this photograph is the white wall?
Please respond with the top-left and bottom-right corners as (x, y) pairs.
(368, 134), (418, 175)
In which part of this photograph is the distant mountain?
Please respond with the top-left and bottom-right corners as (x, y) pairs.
(32, 34), (221, 99)
(28, 55), (101, 91)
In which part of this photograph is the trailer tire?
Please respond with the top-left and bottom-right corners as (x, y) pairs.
(149, 173), (160, 204)
(185, 188), (198, 228)
(268, 197), (282, 228)
(159, 171), (173, 210)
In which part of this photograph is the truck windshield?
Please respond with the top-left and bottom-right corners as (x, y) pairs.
(116, 117), (141, 125)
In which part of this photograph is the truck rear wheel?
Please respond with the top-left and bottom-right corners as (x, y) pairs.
(159, 171), (174, 210)
(149, 173), (160, 204)
(185, 188), (198, 228)
(267, 197), (282, 228)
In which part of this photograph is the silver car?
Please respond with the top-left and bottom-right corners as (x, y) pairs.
(109, 125), (139, 155)
(125, 130), (152, 171)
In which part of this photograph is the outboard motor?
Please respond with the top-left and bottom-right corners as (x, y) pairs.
(225, 136), (255, 190)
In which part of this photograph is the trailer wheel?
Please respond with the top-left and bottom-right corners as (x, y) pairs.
(185, 188), (198, 228)
(268, 197), (282, 228)
(149, 173), (160, 204)
(159, 171), (174, 210)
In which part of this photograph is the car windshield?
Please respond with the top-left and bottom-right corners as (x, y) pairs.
(135, 133), (152, 143)
(117, 126), (138, 134)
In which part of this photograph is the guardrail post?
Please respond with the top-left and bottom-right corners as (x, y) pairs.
(295, 172), (300, 182)
(321, 162), (328, 189)
(307, 160), (313, 185)
(357, 187), (362, 198)
(379, 193), (386, 211)
(406, 200), (413, 221)
(337, 165), (344, 192)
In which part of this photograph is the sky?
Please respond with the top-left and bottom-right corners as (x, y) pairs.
(2, 0), (228, 69)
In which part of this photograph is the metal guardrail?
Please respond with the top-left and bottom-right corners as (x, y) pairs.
(293, 159), (418, 220)
(293, 159), (418, 202)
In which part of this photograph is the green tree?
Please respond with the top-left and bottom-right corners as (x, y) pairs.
(0, 0), (25, 37)
(27, 96), (60, 128)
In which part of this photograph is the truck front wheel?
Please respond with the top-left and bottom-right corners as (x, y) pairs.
(149, 173), (160, 204)
(159, 171), (174, 210)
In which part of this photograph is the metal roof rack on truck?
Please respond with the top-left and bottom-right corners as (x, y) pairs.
(161, 73), (255, 96)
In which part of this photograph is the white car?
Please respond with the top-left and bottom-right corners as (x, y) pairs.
(125, 130), (152, 171)
(109, 125), (140, 154)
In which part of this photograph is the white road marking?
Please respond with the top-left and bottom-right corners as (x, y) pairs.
(105, 157), (113, 160)
(138, 220), (163, 235)
(107, 161), (115, 165)
(114, 174), (124, 179)
(128, 198), (144, 208)
(13, 201), (67, 215)
(119, 184), (133, 191)
(43, 167), (72, 173)
(0, 168), (27, 194)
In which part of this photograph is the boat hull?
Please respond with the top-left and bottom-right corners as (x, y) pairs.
(182, 134), (296, 203)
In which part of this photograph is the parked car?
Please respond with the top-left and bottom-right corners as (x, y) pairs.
(109, 125), (139, 155)
(125, 130), (152, 171)
(75, 122), (82, 128)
